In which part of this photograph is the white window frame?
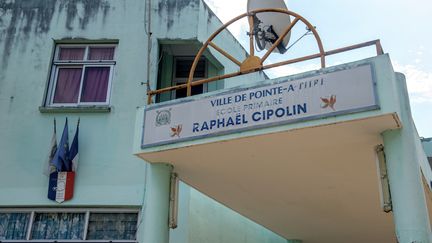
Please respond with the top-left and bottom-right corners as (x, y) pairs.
(47, 44), (116, 107)
(0, 208), (140, 243)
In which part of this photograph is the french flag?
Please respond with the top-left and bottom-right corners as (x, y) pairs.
(47, 118), (79, 203)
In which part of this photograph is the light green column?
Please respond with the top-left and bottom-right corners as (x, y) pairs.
(286, 240), (302, 243)
(137, 163), (173, 243)
(382, 73), (431, 243)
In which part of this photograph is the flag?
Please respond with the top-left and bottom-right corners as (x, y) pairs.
(52, 118), (70, 172)
(47, 118), (77, 203)
(44, 119), (57, 176)
(70, 119), (79, 172)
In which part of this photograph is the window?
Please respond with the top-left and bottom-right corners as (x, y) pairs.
(156, 43), (224, 103)
(0, 213), (30, 240)
(46, 44), (116, 107)
(31, 212), (85, 240)
(0, 209), (138, 242)
(87, 213), (138, 240)
(171, 57), (207, 99)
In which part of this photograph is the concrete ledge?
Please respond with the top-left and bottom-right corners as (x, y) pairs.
(39, 106), (111, 113)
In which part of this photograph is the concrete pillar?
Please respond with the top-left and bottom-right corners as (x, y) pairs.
(382, 73), (431, 243)
(137, 163), (173, 243)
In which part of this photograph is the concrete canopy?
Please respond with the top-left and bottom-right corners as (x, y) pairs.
(138, 113), (401, 242)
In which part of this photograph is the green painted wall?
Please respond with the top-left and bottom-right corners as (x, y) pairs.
(0, 0), (149, 206)
(382, 73), (432, 242)
(187, 187), (288, 243)
(170, 183), (288, 243)
(0, 0), (286, 242)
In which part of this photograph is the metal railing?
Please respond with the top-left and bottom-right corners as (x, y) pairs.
(147, 8), (384, 104)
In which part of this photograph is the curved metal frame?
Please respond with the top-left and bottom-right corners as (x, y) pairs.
(147, 8), (384, 104)
(185, 8), (325, 97)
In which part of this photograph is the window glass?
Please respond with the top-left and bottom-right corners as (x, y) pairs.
(156, 44), (225, 103)
(175, 84), (204, 99)
(58, 47), (85, 60)
(172, 58), (206, 99)
(53, 68), (82, 103)
(0, 213), (30, 240)
(175, 59), (206, 78)
(49, 44), (116, 106)
(86, 213), (137, 240)
(88, 47), (115, 60)
(80, 67), (110, 102)
(31, 212), (85, 240)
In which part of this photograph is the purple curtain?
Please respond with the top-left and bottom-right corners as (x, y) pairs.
(88, 47), (115, 60)
(80, 67), (110, 102)
(53, 68), (82, 103)
(59, 48), (85, 60)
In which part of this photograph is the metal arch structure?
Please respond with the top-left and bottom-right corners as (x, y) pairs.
(185, 8), (326, 97)
(147, 8), (384, 104)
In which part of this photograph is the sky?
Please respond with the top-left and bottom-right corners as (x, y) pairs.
(204, 0), (432, 138)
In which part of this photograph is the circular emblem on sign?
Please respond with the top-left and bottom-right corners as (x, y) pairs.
(156, 109), (171, 126)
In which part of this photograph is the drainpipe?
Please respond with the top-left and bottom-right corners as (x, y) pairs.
(145, 0), (153, 101)
(136, 2), (173, 243)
